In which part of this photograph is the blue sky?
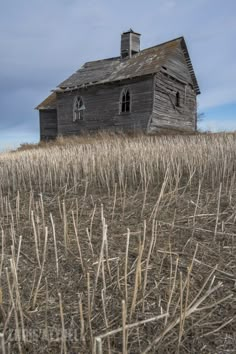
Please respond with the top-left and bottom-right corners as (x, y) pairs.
(0, 0), (236, 150)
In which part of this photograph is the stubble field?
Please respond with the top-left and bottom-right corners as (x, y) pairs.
(0, 133), (236, 353)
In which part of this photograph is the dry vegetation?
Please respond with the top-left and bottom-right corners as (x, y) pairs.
(0, 133), (236, 353)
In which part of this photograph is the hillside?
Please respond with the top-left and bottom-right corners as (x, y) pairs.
(0, 133), (236, 353)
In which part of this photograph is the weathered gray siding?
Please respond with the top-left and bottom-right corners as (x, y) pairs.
(165, 45), (193, 84)
(148, 43), (197, 134)
(57, 76), (153, 135)
(149, 71), (197, 132)
(39, 110), (58, 140)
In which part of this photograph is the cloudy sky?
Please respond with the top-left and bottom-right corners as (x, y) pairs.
(0, 0), (236, 150)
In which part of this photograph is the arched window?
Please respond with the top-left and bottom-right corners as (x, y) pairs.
(175, 92), (180, 107)
(73, 96), (85, 122)
(120, 88), (131, 113)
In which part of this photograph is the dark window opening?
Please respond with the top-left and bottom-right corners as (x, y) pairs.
(175, 92), (180, 107)
(73, 96), (85, 122)
(120, 88), (131, 113)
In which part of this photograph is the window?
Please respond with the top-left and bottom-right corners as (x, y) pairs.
(175, 92), (180, 107)
(120, 88), (131, 113)
(73, 96), (85, 122)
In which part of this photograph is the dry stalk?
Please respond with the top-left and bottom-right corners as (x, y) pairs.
(101, 289), (111, 353)
(199, 316), (235, 337)
(191, 180), (202, 237)
(142, 220), (155, 312)
(94, 216), (107, 291)
(62, 200), (68, 256)
(31, 211), (41, 268)
(5, 267), (22, 354)
(172, 243), (198, 318)
(122, 300), (127, 354)
(0, 333), (6, 354)
(0, 229), (5, 282)
(178, 271), (183, 353)
(117, 262), (121, 292)
(78, 293), (85, 344)
(79, 179), (88, 220)
(165, 258), (179, 326)
(121, 182), (127, 221)
(15, 190), (20, 225)
(130, 235), (144, 320)
(141, 179), (149, 218)
(44, 277), (48, 335)
(101, 204), (111, 278)
(50, 213), (59, 278)
(97, 313), (168, 339)
(214, 182), (222, 240)
(16, 235), (22, 270)
(32, 226), (48, 309)
(39, 193), (45, 229)
(149, 167), (169, 221)
(58, 196), (63, 220)
(124, 229), (130, 304)
(87, 272), (93, 348)
(72, 211), (85, 274)
(95, 337), (103, 354)
(86, 227), (94, 258)
(58, 292), (67, 354)
(89, 204), (97, 239)
(10, 258), (25, 342)
(111, 183), (117, 221)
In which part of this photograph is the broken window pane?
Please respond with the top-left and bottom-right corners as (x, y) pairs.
(120, 88), (131, 113)
(73, 96), (85, 122)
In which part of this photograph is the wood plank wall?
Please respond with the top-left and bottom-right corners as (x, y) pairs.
(56, 76), (153, 135)
(165, 46), (193, 83)
(39, 109), (58, 140)
(148, 43), (197, 133)
(149, 71), (197, 132)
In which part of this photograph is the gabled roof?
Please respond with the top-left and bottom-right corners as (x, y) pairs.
(36, 36), (200, 110)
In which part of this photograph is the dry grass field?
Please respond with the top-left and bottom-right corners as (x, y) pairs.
(0, 133), (236, 353)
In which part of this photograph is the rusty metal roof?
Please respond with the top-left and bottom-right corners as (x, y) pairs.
(37, 37), (200, 110)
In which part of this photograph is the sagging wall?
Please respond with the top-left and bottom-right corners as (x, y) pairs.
(149, 71), (197, 133)
(56, 76), (153, 135)
(39, 109), (58, 140)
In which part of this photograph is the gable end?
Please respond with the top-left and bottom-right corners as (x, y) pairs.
(180, 38), (200, 95)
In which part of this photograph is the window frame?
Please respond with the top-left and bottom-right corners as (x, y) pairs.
(175, 91), (180, 107)
(73, 96), (85, 122)
(119, 88), (132, 114)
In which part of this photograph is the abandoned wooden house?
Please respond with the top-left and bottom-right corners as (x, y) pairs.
(36, 30), (200, 140)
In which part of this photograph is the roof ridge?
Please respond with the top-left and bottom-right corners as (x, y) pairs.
(138, 36), (184, 54)
(83, 37), (184, 65)
(84, 56), (120, 66)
